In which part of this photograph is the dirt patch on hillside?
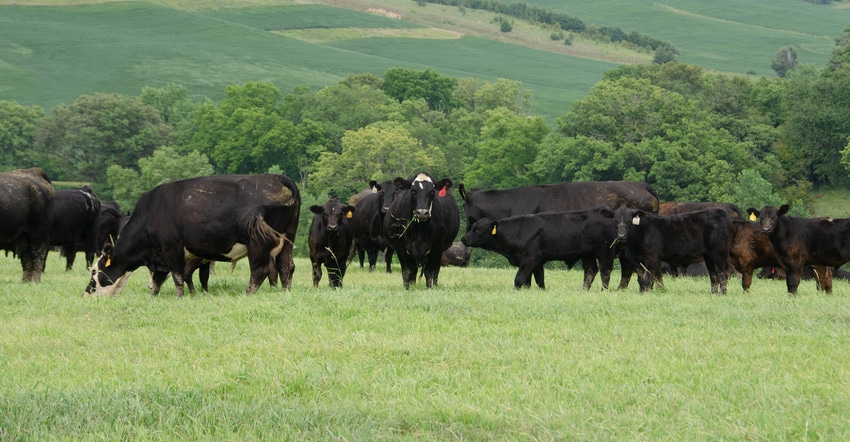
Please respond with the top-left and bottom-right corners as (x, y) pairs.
(367, 7), (401, 19)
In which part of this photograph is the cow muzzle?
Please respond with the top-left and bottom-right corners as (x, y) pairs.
(413, 209), (431, 220)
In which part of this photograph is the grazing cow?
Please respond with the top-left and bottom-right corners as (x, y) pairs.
(309, 198), (356, 288)
(461, 207), (618, 290)
(659, 201), (743, 219)
(747, 204), (850, 294)
(613, 207), (732, 294)
(728, 219), (832, 292)
(441, 242), (471, 267)
(85, 174), (300, 296)
(95, 201), (126, 251)
(50, 187), (101, 271)
(384, 173), (460, 289)
(458, 180), (659, 231)
(0, 168), (55, 283)
(348, 180), (399, 273)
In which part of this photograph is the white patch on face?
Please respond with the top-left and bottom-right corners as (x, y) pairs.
(632, 215), (640, 226)
(414, 173), (432, 184)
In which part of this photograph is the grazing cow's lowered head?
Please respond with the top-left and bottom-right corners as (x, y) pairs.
(613, 207), (645, 241)
(394, 173), (453, 221)
(85, 242), (132, 296)
(747, 204), (789, 235)
(311, 199), (354, 234)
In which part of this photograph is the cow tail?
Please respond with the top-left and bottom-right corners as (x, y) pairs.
(246, 214), (291, 258)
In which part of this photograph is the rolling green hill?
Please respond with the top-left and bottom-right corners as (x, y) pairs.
(1, 0), (849, 122)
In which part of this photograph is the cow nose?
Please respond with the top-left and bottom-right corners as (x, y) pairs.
(414, 209), (431, 220)
(327, 224), (339, 231)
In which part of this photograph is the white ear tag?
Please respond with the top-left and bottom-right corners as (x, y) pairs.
(632, 216), (640, 226)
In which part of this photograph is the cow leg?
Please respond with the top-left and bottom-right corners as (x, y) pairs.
(598, 255), (614, 291)
(424, 255), (441, 288)
(812, 265), (833, 294)
(617, 258), (635, 290)
(384, 248), (394, 273)
(170, 272), (185, 297)
(358, 246), (366, 269)
(311, 256), (323, 288)
(366, 247), (378, 272)
(198, 262), (211, 292)
(741, 268), (754, 292)
(329, 260), (347, 288)
(581, 257), (599, 290)
(149, 271), (169, 296)
(63, 244), (76, 271)
(786, 267), (802, 295)
(275, 237), (296, 291)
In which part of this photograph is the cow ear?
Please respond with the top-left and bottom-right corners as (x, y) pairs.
(458, 183), (467, 200)
(344, 206), (355, 219)
(746, 208), (759, 221)
(394, 177), (411, 189)
(778, 204), (790, 216)
(438, 178), (453, 189)
(310, 205), (324, 215)
(101, 242), (114, 268)
(599, 205), (614, 218)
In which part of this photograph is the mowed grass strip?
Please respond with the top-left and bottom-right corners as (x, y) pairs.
(0, 252), (848, 439)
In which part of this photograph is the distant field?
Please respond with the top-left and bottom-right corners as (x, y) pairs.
(516, 0), (849, 74)
(1, 253), (849, 439)
(0, 1), (614, 122)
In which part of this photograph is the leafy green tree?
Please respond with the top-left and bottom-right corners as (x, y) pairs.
(382, 68), (459, 112)
(34, 93), (172, 184)
(464, 107), (549, 189)
(139, 84), (197, 126)
(733, 169), (808, 217)
(532, 134), (622, 183)
(473, 78), (533, 116)
(771, 46), (798, 78)
(310, 122), (446, 200)
(0, 100), (44, 171)
(187, 81), (308, 176)
(106, 146), (214, 210)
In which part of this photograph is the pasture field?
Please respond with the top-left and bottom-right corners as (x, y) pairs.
(1, 252), (849, 439)
(0, 1), (614, 122)
(499, 0), (850, 75)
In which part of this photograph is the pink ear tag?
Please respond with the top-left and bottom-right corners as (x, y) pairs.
(438, 187), (447, 197)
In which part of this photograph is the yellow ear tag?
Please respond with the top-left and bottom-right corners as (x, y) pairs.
(749, 213), (757, 221)
(491, 225), (497, 235)
(345, 210), (353, 219)
(105, 257), (111, 267)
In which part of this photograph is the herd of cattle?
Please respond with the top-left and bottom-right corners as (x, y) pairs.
(2, 167), (849, 296)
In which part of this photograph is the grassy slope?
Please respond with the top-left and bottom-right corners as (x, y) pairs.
(505, 0), (850, 74)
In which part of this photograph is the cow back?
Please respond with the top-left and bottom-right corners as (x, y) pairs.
(460, 180), (658, 230)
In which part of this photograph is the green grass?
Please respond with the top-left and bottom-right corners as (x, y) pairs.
(1, 252), (849, 439)
(810, 187), (850, 218)
(518, 0), (850, 75)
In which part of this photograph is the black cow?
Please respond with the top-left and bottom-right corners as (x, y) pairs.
(85, 174), (300, 296)
(659, 201), (743, 219)
(461, 207), (618, 290)
(50, 187), (101, 271)
(384, 173), (460, 289)
(747, 204), (850, 294)
(729, 219), (831, 292)
(613, 207), (732, 294)
(309, 198), (356, 288)
(95, 201), (126, 251)
(348, 179), (399, 273)
(440, 242), (471, 267)
(0, 168), (55, 283)
(458, 180), (659, 231)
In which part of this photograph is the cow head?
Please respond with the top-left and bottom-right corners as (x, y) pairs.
(747, 204), (789, 235)
(395, 173), (453, 221)
(461, 217), (497, 248)
(311, 198), (355, 233)
(613, 207), (644, 241)
(379, 179), (399, 214)
(84, 241), (132, 296)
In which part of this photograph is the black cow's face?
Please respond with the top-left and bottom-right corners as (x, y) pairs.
(750, 204), (789, 235)
(404, 173), (452, 221)
(613, 207), (643, 241)
(461, 218), (497, 247)
(311, 199), (354, 233)
(84, 244), (132, 296)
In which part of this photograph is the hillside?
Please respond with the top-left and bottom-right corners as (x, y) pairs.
(1, 0), (849, 122)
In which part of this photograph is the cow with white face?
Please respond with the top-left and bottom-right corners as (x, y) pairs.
(84, 174), (300, 297)
(383, 173), (460, 289)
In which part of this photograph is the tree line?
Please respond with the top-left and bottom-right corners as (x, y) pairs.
(5, 27), (850, 223)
